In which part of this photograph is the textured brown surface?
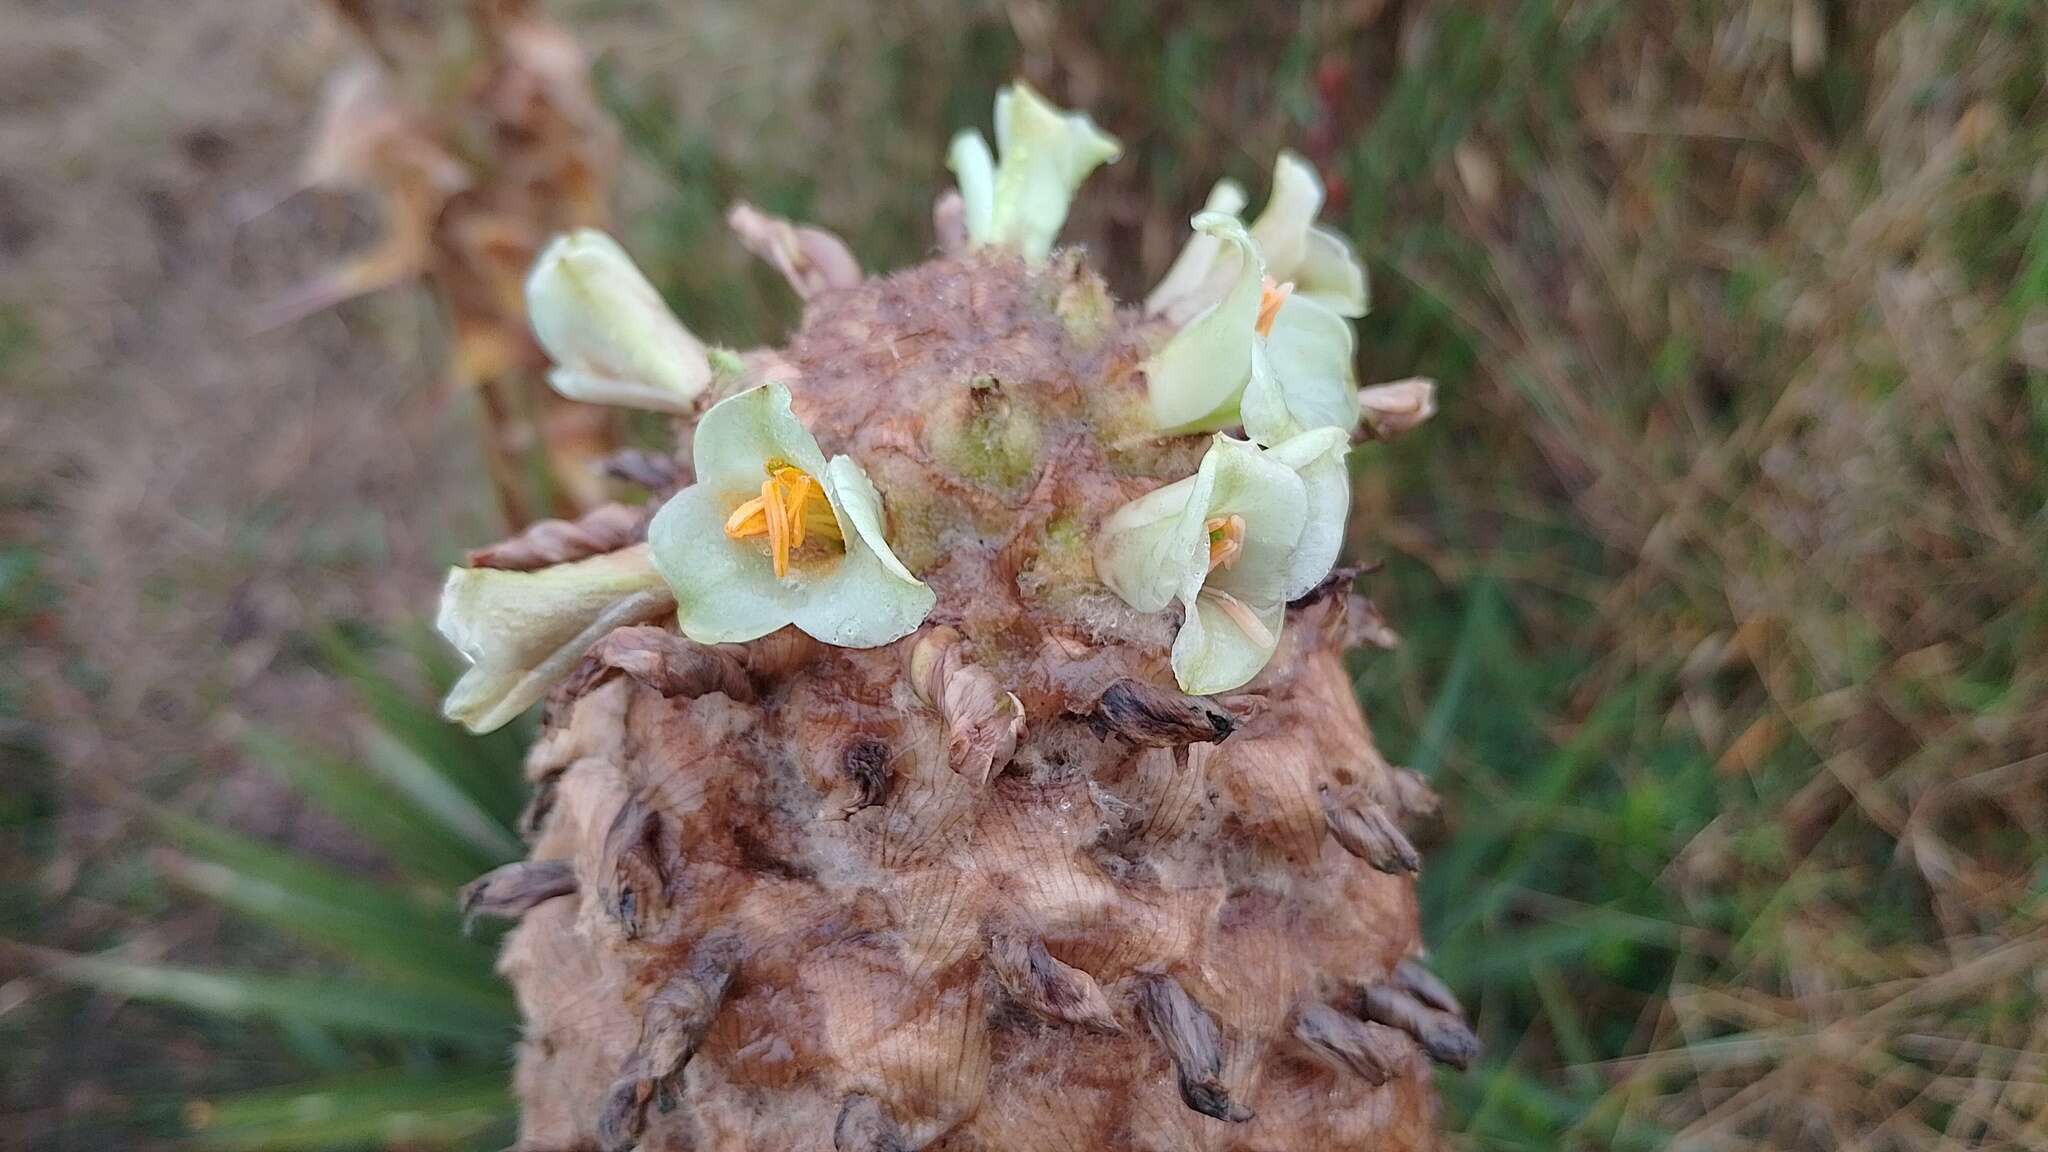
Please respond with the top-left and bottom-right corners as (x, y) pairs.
(496, 253), (1451, 1151)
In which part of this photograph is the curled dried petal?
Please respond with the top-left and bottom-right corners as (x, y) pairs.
(1357, 377), (1438, 440)
(465, 503), (646, 571)
(727, 201), (863, 299)
(555, 624), (755, 706)
(1292, 1000), (1406, 1084)
(458, 858), (576, 930)
(987, 928), (1121, 1033)
(1085, 679), (1237, 747)
(1137, 974), (1254, 1123)
(1357, 981), (1481, 1069)
(909, 627), (1025, 784)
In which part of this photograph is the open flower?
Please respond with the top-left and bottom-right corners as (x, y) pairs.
(1144, 213), (1358, 444)
(947, 81), (1122, 263)
(437, 544), (675, 733)
(647, 383), (935, 647)
(1093, 429), (1350, 694)
(526, 229), (711, 413)
(1146, 151), (1368, 324)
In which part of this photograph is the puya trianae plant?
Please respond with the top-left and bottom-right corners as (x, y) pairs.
(438, 81), (1462, 1152)
(278, 0), (624, 526)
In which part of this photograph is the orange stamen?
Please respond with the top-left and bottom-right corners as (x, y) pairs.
(724, 497), (766, 537)
(1205, 514), (1246, 572)
(723, 464), (840, 580)
(1256, 277), (1293, 339)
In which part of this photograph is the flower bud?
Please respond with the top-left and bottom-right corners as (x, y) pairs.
(526, 229), (711, 413)
(1357, 378), (1438, 440)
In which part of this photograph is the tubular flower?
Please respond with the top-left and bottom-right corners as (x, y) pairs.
(647, 383), (935, 647)
(1093, 428), (1351, 694)
(526, 229), (712, 413)
(947, 82), (1122, 263)
(1147, 151), (1369, 324)
(437, 544), (675, 733)
(1144, 214), (1359, 444)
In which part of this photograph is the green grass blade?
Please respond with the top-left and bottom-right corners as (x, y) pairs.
(188, 1068), (510, 1151)
(318, 630), (528, 829)
(241, 728), (497, 886)
(132, 794), (454, 930)
(44, 952), (515, 1045)
(355, 723), (523, 866)
(159, 855), (503, 1004)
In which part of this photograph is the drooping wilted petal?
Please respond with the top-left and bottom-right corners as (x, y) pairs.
(1143, 213), (1265, 435)
(948, 82), (1122, 262)
(527, 229), (710, 413)
(437, 544), (674, 733)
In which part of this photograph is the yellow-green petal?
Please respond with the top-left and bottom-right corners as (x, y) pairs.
(1241, 294), (1359, 445)
(1144, 212), (1265, 434)
(1249, 153), (1368, 318)
(1260, 427), (1351, 598)
(527, 230), (710, 413)
(966, 82), (1122, 262)
(947, 130), (997, 245)
(437, 545), (673, 733)
(1144, 179), (1251, 322)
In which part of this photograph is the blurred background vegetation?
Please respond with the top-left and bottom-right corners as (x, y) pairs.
(2, 0), (2044, 1148)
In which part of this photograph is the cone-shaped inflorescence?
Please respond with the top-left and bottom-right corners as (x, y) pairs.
(438, 80), (1457, 1151)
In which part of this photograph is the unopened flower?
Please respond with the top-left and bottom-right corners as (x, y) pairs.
(1357, 378), (1438, 439)
(726, 201), (862, 299)
(1093, 429), (1350, 694)
(947, 82), (1122, 262)
(526, 229), (711, 413)
(1144, 213), (1358, 443)
(1147, 151), (1368, 324)
(647, 383), (934, 647)
(437, 544), (674, 733)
